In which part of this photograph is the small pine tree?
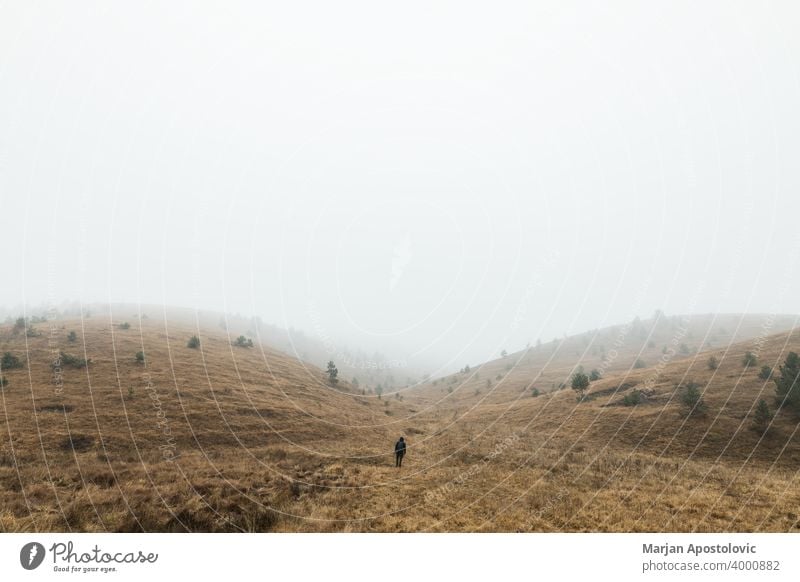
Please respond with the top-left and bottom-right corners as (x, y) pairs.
(0, 376), (7, 389)
(571, 371), (590, 401)
(501, 349), (508, 358)
(67, 330), (77, 343)
(1, 352), (23, 370)
(234, 335), (253, 348)
(135, 351), (145, 364)
(118, 322), (131, 330)
(326, 361), (339, 386)
(680, 382), (707, 417)
(531, 388), (540, 397)
(589, 369), (601, 382)
(622, 390), (642, 406)
(751, 398), (773, 434)
(633, 358), (646, 369)
(758, 365), (772, 380)
(59, 351), (89, 368)
(707, 356), (719, 370)
(742, 351), (758, 368)
(774, 351), (800, 414)
(187, 335), (201, 349)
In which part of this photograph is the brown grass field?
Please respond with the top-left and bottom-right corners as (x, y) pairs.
(1, 310), (799, 532)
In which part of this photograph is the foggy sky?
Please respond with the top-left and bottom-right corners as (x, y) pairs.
(2, 1), (800, 373)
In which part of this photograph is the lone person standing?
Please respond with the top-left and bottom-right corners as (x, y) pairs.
(394, 436), (406, 468)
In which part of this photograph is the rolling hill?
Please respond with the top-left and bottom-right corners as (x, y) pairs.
(1, 311), (798, 532)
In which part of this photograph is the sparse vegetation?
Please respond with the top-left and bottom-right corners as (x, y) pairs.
(589, 369), (601, 382)
(135, 351), (145, 364)
(234, 335), (254, 348)
(67, 330), (78, 343)
(118, 322), (131, 330)
(571, 371), (590, 401)
(622, 389), (642, 407)
(0, 376), (7, 389)
(59, 351), (90, 369)
(1, 312), (800, 533)
(773, 351), (800, 414)
(1, 352), (23, 370)
(742, 351), (758, 368)
(707, 355), (718, 370)
(751, 398), (773, 434)
(758, 365), (772, 380)
(633, 358), (646, 369)
(680, 382), (707, 417)
(187, 335), (201, 349)
(326, 361), (339, 385)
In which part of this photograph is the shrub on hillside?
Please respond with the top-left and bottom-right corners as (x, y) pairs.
(0, 376), (7, 389)
(67, 330), (78, 343)
(571, 371), (590, 401)
(59, 351), (89, 369)
(1, 352), (23, 370)
(234, 335), (254, 348)
(531, 388), (540, 397)
(589, 369), (601, 382)
(707, 356), (719, 371)
(680, 382), (707, 417)
(187, 335), (201, 349)
(773, 351), (800, 414)
(633, 358), (646, 369)
(135, 351), (145, 364)
(742, 351), (758, 368)
(622, 389), (642, 406)
(118, 322), (131, 330)
(326, 361), (339, 386)
(758, 366), (772, 381)
(751, 398), (774, 434)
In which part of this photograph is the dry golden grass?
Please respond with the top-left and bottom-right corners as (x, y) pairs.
(1, 311), (798, 532)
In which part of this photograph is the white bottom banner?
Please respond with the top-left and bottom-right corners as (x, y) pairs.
(1, 533), (797, 581)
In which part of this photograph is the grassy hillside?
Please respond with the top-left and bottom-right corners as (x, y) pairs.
(416, 313), (799, 408)
(1, 312), (798, 532)
(0, 314), (405, 531)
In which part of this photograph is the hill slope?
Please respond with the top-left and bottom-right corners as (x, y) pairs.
(0, 314), (403, 531)
(1, 312), (799, 532)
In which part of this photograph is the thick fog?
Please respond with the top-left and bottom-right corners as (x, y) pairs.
(2, 2), (800, 373)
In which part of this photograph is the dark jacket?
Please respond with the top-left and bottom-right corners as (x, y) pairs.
(395, 438), (406, 455)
